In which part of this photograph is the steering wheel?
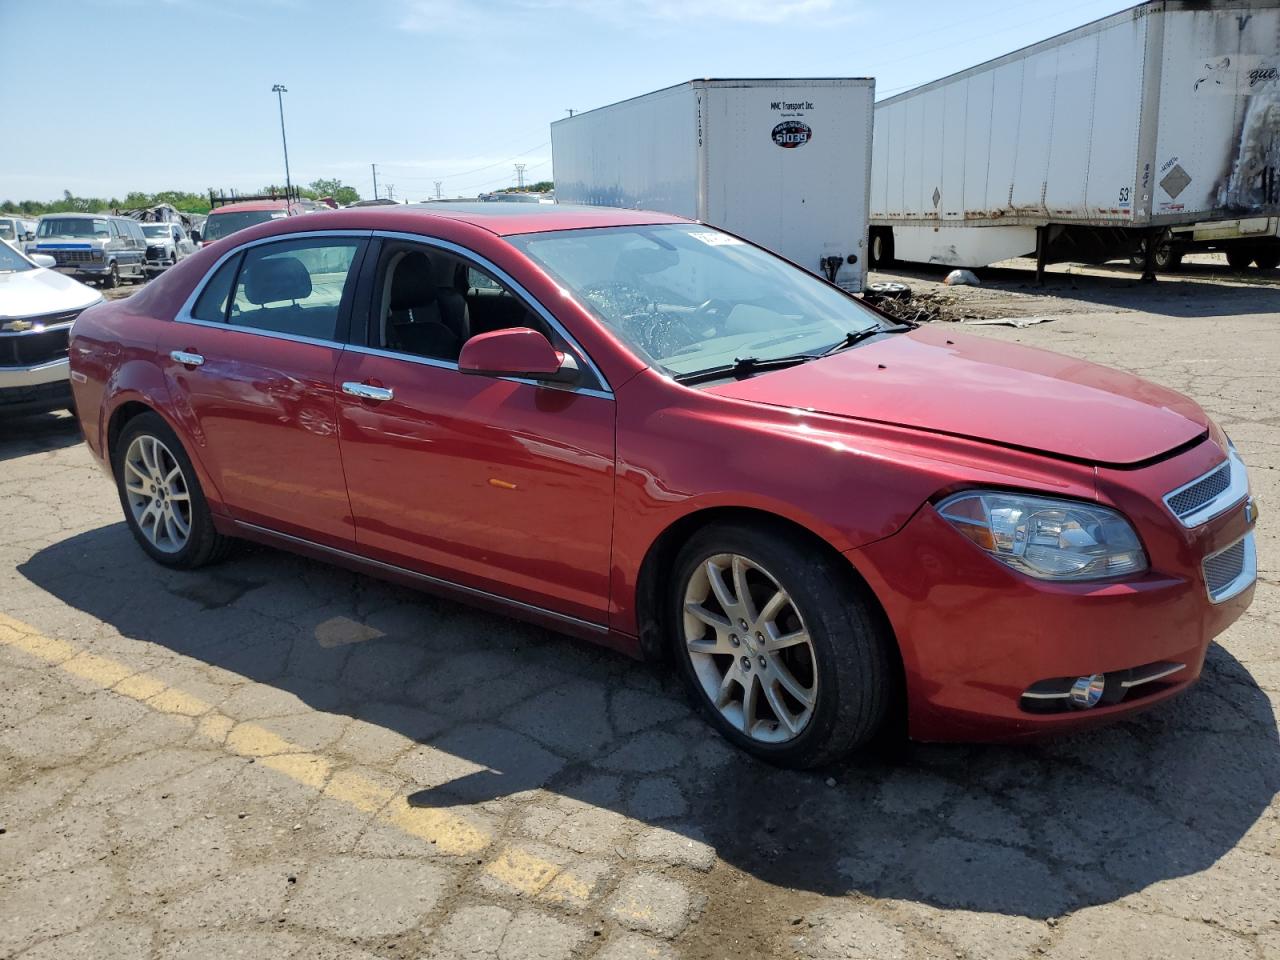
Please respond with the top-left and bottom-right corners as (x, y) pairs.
(691, 298), (733, 335)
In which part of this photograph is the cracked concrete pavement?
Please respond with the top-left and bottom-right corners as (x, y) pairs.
(1, 257), (1278, 959)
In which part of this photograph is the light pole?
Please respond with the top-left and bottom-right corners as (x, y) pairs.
(271, 84), (293, 208)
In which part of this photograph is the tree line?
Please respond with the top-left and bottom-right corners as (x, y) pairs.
(2, 179), (363, 216)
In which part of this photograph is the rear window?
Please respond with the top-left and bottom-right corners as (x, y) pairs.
(202, 210), (287, 243)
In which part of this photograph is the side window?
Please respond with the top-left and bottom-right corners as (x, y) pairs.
(228, 238), (362, 340)
(190, 253), (241, 322)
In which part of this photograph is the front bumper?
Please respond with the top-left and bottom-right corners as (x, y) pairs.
(850, 461), (1257, 742)
(0, 359), (72, 413)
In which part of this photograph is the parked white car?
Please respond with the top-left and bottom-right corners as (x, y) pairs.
(0, 240), (102, 415)
(0, 215), (38, 247)
(141, 222), (195, 274)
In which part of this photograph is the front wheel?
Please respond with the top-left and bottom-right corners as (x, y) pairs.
(113, 412), (231, 568)
(104, 262), (120, 289)
(670, 523), (895, 768)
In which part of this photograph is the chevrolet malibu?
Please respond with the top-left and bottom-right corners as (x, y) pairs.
(68, 204), (1258, 767)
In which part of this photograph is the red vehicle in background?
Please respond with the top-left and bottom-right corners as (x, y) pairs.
(67, 203), (1257, 767)
(197, 199), (295, 247)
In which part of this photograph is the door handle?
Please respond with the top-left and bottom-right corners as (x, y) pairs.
(170, 350), (204, 367)
(342, 381), (394, 402)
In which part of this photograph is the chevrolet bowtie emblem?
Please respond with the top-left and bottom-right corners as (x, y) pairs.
(1, 319), (33, 333)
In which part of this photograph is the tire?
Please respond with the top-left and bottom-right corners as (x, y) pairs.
(1225, 246), (1254, 271)
(863, 280), (912, 303)
(669, 523), (894, 768)
(112, 411), (232, 569)
(869, 229), (895, 269)
(1253, 247), (1280, 271)
(1154, 243), (1182, 271)
(104, 262), (120, 289)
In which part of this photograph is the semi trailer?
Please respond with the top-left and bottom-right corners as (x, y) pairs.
(868, 1), (1280, 279)
(551, 78), (875, 291)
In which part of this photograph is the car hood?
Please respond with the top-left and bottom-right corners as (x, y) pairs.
(0, 266), (102, 320)
(705, 326), (1209, 466)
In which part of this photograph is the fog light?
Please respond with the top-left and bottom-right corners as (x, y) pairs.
(1069, 674), (1106, 708)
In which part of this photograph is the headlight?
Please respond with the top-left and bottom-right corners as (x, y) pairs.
(937, 490), (1148, 581)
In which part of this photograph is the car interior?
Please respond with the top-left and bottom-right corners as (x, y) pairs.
(374, 245), (553, 363)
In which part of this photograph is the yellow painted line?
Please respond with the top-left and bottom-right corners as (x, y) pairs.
(0, 611), (582, 894)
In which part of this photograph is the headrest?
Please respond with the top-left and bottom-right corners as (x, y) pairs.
(390, 251), (438, 310)
(244, 255), (312, 305)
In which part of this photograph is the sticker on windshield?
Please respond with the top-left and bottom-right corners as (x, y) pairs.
(689, 232), (744, 246)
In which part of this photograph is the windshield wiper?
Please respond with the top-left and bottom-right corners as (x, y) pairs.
(822, 323), (911, 355)
(674, 352), (819, 385)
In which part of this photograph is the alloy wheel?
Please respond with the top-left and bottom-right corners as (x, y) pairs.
(682, 553), (818, 743)
(122, 434), (192, 554)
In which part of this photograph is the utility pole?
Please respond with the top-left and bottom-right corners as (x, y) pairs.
(271, 84), (293, 209)
(385, 184), (396, 202)
(566, 108), (576, 117)
(514, 163), (527, 189)
(371, 163), (379, 200)
(434, 180), (443, 200)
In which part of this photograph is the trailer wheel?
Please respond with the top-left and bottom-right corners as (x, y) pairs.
(1225, 246), (1254, 271)
(1252, 248), (1280, 272)
(1154, 243), (1182, 272)
(864, 281), (912, 303)
(869, 229), (895, 269)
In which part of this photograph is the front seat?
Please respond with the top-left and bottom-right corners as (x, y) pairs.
(387, 252), (470, 360)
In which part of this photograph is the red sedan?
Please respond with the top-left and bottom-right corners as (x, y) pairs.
(68, 204), (1258, 767)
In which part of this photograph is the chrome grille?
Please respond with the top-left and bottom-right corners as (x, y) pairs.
(1167, 462), (1230, 519)
(1202, 533), (1256, 603)
(1163, 447), (1249, 528)
(48, 249), (95, 264)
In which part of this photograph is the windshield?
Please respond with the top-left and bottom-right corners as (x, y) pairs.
(38, 217), (110, 239)
(0, 241), (35, 273)
(508, 224), (880, 378)
(202, 209), (285, 242)
(142, 224), (169, 238)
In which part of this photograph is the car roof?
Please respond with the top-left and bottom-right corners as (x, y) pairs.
(329, 201), (689, 237)
(209, 200), (293, 214)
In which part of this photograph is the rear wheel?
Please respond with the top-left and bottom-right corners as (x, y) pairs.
(113, 412), (231, 568)
(1225, 246), (1254, 271)
(670, 523), (894, 768)
(1253, 247), (1280, 272)
(869, 229), (895, 269)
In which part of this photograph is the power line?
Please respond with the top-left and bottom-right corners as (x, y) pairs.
(380, 141), (550, 182)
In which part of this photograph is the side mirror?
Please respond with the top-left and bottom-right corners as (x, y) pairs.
(30, 253), (56, 268)
(190, 230), (202, 244)
(458, 327), (579, 385)
(24, 232), (35, 242)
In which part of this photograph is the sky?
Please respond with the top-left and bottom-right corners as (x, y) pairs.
(1, 0), (1134, 203)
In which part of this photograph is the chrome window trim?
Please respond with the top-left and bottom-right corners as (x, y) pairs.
(370, 229), (613, 396)
(1163, 445), (1250, 528)
(173, 228), (614, 400)
(173, 229), (373, 345)
(1203, 531), (1257, 604)
(235, 520), (608, 635)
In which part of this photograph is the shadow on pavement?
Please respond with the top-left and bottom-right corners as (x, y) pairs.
(20, 524), (1280, 918)
(878, 259), (1278, 320)
(0, 410), (81, 463)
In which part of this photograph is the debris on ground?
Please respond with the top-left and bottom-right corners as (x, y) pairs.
(867, 290), (991, 325)
(961, 316), (1057, 328)
(944, 268), (982, 286)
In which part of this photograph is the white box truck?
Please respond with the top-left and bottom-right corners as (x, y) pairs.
(868, 1), (1280, 278)
(552, 78), (875, 291)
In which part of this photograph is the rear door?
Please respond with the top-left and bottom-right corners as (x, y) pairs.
(156, 233), (368, 547)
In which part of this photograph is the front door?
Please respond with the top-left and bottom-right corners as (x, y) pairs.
(157, 234), (367, 547)
(333, 240), (615, 623)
